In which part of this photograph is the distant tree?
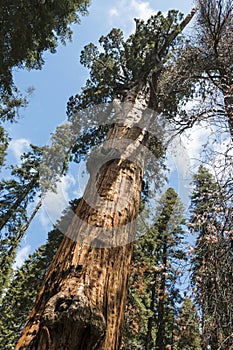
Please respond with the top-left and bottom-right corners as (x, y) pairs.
(163, 0), (233, 138)
(177, 297), (202, 350)
(0, 199), (79, 350)
(194, 0), (233, 138)
(190, 166), (233, 350)
(122, 188), (187, 350)
(0, 200), (41, 303)
(0, 147), (41, 298)
(0, 126), (8, 168)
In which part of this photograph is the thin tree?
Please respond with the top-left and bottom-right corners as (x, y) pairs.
(122, 188), (187, 350)
(0, 200), (79, 349)
(190, 166), (233, 350)
(177, 297), (202, 350)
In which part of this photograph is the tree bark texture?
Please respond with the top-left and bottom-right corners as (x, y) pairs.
(15, 85), (152, 350)
(15, 9), (197, 348)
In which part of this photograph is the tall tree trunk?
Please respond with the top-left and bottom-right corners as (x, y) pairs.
(156, 241), (167, 350)
(0, 176), (37, 231)
(145, 272), (156, 350)
(15, 86), (151, 350)
(0, 199), (42, 272)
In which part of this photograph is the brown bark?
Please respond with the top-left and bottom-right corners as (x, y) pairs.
(15, 87), (149, 350)
(15, 10), (197, 348)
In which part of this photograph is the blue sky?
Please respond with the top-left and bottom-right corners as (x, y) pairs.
(5, 0), (201, 265)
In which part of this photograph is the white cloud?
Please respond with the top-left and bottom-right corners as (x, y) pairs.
(130, 0), (156, 20)
(9, 138), (31, 163)
(165, 122), (212, 210)
(13, 245), (31, 269)
(109, 8), (119, 18)
(108, 0), (156, 33)
(39, 174), (77, 229)
(181, 123), (212, 166)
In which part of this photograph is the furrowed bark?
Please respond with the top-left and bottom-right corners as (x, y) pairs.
(15, 86), (150, 350)
(15, 10), (196, 349)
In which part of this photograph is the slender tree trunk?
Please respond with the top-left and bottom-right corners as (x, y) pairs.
(145, 272), (156, 350)
(0, 199), (42, 271)
(15, 86), (151, 350)
(156, 241), (167, 350)
(0, 176), (37, 231)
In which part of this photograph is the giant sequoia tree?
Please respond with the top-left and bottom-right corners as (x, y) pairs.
(15, 9), (196, 350)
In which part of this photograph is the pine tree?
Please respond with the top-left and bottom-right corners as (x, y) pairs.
(0, 125), (8, 167)
(0, 0), (90, 100)
(177, 297), (202, 350)
(0, 146), (42, 299)
(15, 10), (196, 350)
(122, 188), (187, 350)
(190, 166), (233, 350)
(0, 199), (79, 349)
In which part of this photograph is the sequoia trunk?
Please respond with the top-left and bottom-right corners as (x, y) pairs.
(15, 9), (196, 348)
(15, 86), (151, 350)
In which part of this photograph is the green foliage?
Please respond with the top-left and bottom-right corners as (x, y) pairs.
(0, 119), (86, 292)
(122, 188), (188, 350)
(190, 166), (233, 350)
(0, 199), (79, 349)
(0, 126), (9, 168)
(0, 145), (41, 231)
(0, 0), (90, 98)
(0, 247), (46, 350)
(67, 10), (189, 118)
(0, 145), (43, 297)
(177, 297), (202, 350)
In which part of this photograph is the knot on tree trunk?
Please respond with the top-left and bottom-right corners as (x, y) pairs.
(36, 281), (106, 350)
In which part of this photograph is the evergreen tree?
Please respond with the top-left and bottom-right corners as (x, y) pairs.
(0, 199), (79, 349)
(177, 297), (202, 350)
(122, 188), (187, 350)
(0, 0), (90, 100)
(0, 145), (43, 298)
(0, 121), (78, 291)
(190, 166), (233, 350)
(0, 126), (8, 168)
(0, 0), (90, 172)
